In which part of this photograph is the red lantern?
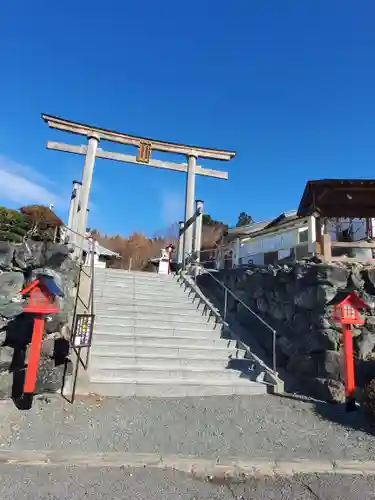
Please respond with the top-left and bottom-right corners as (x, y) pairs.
(21, 279), (60, 315)
(20, 276), (63, 395)
(331, 291), (368, 411)
(332, 292), (367, 326)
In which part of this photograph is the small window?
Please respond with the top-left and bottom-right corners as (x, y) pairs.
(299, 229), (308, 243)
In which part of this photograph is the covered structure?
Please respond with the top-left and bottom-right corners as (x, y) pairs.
(297, 179), (375, 263)
(297, 179), (375, 219)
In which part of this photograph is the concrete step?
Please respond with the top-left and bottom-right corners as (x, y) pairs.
(94, 307), (209, 319)
(92, 332), (235, 348)
(94, 281), (186, 293)
(95, 289), (189, 301)
(94, 326), (220, 339)
(95, 270), (174, 280)
(90, 343), (245, 359)
(90, 353), (252, 371)
(94, 327), (223, 340)
(89, 364), (255, 383)
(87, 378), (267, 397)
(95, 279), (180, 289)
(94, 295), (200, 309)
(94, 299), (204, 313)
(95, 315), (217, 330)
(96, 277), (177, 284)
(95, 311), (216, 325)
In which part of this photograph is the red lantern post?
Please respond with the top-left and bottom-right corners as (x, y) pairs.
(332, 291), (368, 411)
(20, 276), (63, 395)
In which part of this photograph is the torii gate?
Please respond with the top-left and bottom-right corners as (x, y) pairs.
(42, 114), (235, 257)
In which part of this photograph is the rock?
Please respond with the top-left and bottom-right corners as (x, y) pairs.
(0, 372), (12, 399)
(294, 285), (337, 310)
(0, 346), (13, 372)
(14, 241), (45, 269)
(0, 241), (14, 270)
(286, 351), (343, 382)
(44, 243), (71, 269)
(314, 351), (344, 381)
(365, 268), (375, 292)
(362, 379), (375, 425)
(0, 302), (24, 319)
(350, 264), (365, 290)
(306, 378), (345, 403)
(0, 272), (25, 318)
(256, 297), (268, 313)
(366, 316), (375, 333)
(357, 329), (375, 360)
(305, 264), (349, 287)
(278, 336), (295, 357)
(287, 354), (316, 377)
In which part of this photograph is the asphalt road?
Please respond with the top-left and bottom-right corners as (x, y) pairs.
(1, 466), (375, 500)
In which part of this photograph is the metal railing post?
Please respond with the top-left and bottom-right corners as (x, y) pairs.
(193, 262), (277, 374)
(193, 200), (204, 265)
(273, 330), (276, 374)
(178, 221), (185, 268)
(224, 288), (228, 321)
(177, 264), (282, 392)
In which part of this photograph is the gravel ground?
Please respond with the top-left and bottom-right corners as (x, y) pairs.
(0, 394), (374, 461)
(1, 466), (375, 500)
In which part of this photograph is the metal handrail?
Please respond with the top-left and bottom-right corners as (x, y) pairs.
(60, 225), (96, 403)
(61, 226), (95, 349)
(185, 260), (277, 374)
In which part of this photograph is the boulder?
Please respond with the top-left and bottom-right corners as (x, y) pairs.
(357, 329), (375, 360)
(0, 241), (14, 270)
(362, 378), (375, 425)
(14, 241), (45, 270)
(306, 377), (345, 403)
(0, 272), (25, 319)
(44, 243), (71, 269)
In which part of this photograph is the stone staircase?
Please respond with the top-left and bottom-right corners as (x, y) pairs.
(88, 268), (267, 397)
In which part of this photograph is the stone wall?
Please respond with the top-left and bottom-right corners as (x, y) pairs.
(0, 240), (78, 400)
(197, 261), (375, 402)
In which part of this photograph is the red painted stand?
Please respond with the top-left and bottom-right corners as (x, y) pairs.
(23, 315), (45, 393)
(20, 279), (60, 395)
(342, 324), (356, 411)
(332, 291), (368, 412)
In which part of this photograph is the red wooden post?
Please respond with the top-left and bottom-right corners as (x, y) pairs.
(24, 315), (45, 394)
(20, 277), (62, 399)
(332, 291), (368, 412)
(342, 324), (356, 410)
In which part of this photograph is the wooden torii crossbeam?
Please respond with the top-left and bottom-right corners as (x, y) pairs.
(42, 114), (235, 256)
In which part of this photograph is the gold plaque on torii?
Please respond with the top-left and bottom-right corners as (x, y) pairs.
(137, 141), (152, 164)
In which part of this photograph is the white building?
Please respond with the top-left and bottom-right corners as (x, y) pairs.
(216, 211), (315, 268)
(216, 209), (375, 269)
(82, 237), (119, 268)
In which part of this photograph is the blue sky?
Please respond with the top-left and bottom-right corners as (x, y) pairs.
(1, 1), (374, 236)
